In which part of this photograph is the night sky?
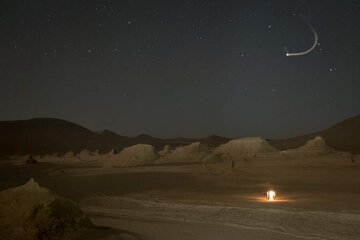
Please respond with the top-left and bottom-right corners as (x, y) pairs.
(1, 0), (359, 139)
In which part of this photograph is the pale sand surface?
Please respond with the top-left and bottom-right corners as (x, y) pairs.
(1, 154), (359, 240)
(91, 217), (308, 240)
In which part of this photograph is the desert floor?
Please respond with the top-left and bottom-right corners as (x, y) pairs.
(1, 155), (360, 240)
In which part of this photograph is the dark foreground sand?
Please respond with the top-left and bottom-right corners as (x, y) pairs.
(1, 156), (360, 240)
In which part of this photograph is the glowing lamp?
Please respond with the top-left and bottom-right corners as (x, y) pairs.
(266, 190), (276, 201)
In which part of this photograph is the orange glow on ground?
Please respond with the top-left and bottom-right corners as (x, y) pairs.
(254, 196), (291, 203)
(242, 193), (293, 203)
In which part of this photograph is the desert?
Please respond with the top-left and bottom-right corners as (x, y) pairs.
(1, 116), (360, 240)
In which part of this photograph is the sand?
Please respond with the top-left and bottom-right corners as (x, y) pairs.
(1, 152), (359, 240)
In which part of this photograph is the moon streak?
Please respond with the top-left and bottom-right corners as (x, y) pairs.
(286, 16), (318, 57)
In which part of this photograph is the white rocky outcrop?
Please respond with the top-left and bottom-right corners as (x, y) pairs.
(77, 149), (92, 161)
(112, 144), (158, 166)
(159, 145), (171, 156)
(157, 142), (209, 164)
(0, 179), (92, 240)
(294, 136), (334, 154)
(215, 137), (277, 157)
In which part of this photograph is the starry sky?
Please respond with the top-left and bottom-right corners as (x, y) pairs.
(0, 0), (359, 139)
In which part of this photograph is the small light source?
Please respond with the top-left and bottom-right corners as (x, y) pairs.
(266, 190), (276, 201)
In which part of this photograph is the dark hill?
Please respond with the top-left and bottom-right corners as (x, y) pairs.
(0, 118), (229, 157)
(99, 131), (194, 150)
(99, 129), (133, 142)
(0, 118), (125, 156)
(3, 115), (358, 157)
(268, 115), (360, 153)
